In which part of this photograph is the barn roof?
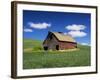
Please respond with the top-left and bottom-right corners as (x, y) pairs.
(52, 32), (76, 43)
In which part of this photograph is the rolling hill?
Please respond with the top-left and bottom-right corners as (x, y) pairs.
(23, 39), (91, 69)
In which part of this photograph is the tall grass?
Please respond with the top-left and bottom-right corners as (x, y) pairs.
(23, 46), (90, 69)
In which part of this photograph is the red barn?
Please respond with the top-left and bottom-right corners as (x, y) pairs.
(43, 31), (77, 50)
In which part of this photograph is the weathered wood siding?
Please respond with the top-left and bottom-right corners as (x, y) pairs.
(59, 41), (77, 50)
(43, 35), (59, 50)
(43, 34), (77, 50)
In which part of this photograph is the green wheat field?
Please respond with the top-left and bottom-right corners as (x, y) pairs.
(23, 39), (91, 69)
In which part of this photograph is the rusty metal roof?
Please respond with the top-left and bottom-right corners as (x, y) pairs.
(52, 32), (76, 43)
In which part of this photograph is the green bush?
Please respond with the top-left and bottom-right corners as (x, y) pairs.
(33, 46), (43, 51)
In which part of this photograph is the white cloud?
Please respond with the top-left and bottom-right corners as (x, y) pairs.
(63, 32), (67, 35)
(65, 24), (86, 31)
(81, 43), (89, 46)
(28, 22), (51, 29)
(65, 24), (87, 37)
(24, 29), (33, 32)
(68, 30), (87, 37)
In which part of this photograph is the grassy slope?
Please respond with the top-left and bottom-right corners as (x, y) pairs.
(23, 39), (91, 69)
(23, 39), (42, 49)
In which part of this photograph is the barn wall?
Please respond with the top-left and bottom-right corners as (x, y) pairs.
(59, 41), (77, 50)
(43, 35), (59, 50)
(48, 36), (58, 50)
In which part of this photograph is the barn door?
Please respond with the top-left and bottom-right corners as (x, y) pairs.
(56, 45), (59, 50)
(44, 46), (48, 50)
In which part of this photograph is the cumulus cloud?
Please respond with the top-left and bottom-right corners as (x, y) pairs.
(28, 22), (51, 29)
(68, 30), (87, 37)
(24, 28), (33, 32)
(65, 24), (86, 31)
(63, 32), (67, 35)
(65, 24), (87, 37)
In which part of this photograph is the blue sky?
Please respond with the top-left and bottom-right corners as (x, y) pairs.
(23, 10), (91, 45)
